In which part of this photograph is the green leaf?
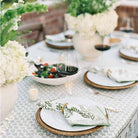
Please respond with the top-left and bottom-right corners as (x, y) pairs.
(0, 2), (48, 47)
(4, 9), (16, 21)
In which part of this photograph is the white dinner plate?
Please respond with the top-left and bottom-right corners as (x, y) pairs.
(40, 97), (106, 132)
(46, 39), (73, 47)
(120, 48), (138, 59)
(86, 71), (134, 87)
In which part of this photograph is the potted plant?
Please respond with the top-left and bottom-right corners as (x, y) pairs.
(0, 0), (48, 121)
(65, 0), (118, 60)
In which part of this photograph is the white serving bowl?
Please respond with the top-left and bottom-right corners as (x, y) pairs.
(30, 62), (80, 85)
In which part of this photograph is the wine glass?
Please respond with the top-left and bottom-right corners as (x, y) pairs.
(23, 40), (29, 57)
(94, 35), (111, 67)
(119, 17), (135, 47)
(119, 17), (135, 33)
(63, 21), (73, 42)
(95, 35), (111, 51)
(18, 38), (29, 57)
(59, 50), (79, 97)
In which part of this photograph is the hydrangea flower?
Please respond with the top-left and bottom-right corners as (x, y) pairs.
(65, 9), (118, 37)
(0, 41), (28, 86)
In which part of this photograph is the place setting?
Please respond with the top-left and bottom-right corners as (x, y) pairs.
(117, 16), (138, 61)
(119, 45), (138, 61)
(84, 66), (138, 90)
(45, 30), (75, 49)
(36, 97), (109, 136)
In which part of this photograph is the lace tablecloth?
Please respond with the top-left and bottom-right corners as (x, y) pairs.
(2, 35), (138, 138)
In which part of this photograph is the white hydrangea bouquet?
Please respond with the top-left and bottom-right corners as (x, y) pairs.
(65, 0), (119, 60)
(0, 0), (48, 86)
(0, 41), (28, 86)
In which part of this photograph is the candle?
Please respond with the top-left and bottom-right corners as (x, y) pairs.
(59, 53), (66, 61)
(29, 88), (38, 101)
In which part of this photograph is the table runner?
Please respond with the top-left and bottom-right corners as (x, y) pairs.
(2, 34), (138, 138)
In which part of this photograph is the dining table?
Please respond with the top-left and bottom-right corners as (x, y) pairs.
(1, 31), (138, 138)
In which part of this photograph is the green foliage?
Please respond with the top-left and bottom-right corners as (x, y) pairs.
(2, 0), (37, 4)
(0, 2), (48, 47)
(66, 0), (116, 17)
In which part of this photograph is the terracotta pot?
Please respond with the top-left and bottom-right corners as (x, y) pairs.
(0, 83), (17, 121)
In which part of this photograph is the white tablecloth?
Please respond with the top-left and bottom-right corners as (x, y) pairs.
(1, 33), (138, 138)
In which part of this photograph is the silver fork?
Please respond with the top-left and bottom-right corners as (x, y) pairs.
(88, 88), (121, 101)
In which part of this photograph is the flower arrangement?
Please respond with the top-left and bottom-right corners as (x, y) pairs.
(65, 0), (118, 38)
(0, 41), (28, 86)
(0, 0), (48, 86)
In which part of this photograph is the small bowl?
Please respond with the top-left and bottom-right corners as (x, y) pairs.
(109, 38), (121, 47)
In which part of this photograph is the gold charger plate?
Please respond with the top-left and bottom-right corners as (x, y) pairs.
(36, 108), (108, 136)
(84, 71), (137, 90)
(119, 50), (138, 61)
(45, 40), (74, 49)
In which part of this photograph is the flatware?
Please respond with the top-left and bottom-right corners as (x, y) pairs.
(88, 88), (121, 101)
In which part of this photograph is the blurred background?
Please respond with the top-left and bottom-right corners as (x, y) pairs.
(2, 0), (138, 45)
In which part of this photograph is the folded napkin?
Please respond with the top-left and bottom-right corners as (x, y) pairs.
(46, 33), (65, 42)
(64, 30), (75, 36)
(89, 66), (138, 83)
(38, 101), (109, 126)
(46, 30), (75, 42)
(122, 45), (138, 54)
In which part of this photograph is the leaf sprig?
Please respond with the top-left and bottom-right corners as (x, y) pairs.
(0, 2), (48, 47)
(66, 0), (116, 17)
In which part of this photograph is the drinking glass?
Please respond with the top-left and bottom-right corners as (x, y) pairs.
(119, 17), (135, 33)
(59, 50), (79, 97)
(95, 35), (111, 51)
(63, 21), (73, 42)
(120, 17), (135, 47)
(94, 35), (111, 67)
(18, 38), (29, 57)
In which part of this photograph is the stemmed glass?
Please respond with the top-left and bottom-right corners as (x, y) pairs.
(119, 17), (135, 47)
(119, 17), (134, 33)
(59, 49), (79, 97)
(94, 35), (111, 67)
(63, 21), (73, 42)
(95, 35), (111, 51)
(18, 38), (29, 57)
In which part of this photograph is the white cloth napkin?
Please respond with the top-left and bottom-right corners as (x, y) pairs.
(38, 101), (109, 126)
(89, 66), (138, 83)
(46, 33), (65, 42)
(122, 45), (138, 54)
(64, 30), (75, 36)
(46, 30), (75, 42)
